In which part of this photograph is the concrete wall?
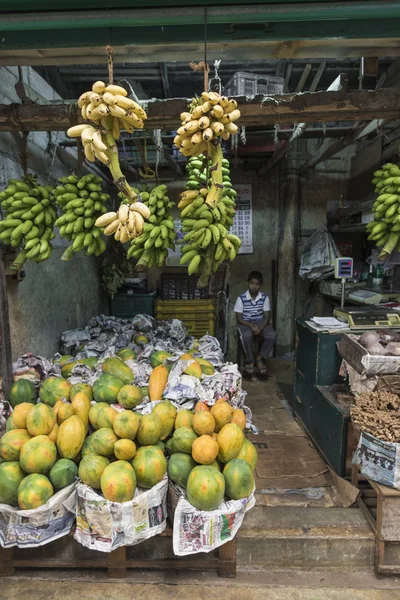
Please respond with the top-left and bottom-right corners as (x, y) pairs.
(1, 67), (107, 360)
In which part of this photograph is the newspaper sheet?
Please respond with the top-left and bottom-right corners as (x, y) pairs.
(0, 483), (76, 548)
(173, 488), (255, 556)
(74, 476), (168, 553)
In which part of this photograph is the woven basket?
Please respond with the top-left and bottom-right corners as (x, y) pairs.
(167, 480), (185, 525)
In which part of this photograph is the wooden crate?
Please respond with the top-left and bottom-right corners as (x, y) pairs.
(0, 525), (237, 579)
(352, 464), (400, 576)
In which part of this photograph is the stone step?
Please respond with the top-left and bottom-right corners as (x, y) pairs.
(237, 506), (375, 570)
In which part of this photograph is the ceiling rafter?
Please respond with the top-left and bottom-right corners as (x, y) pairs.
(259, 73), (348, 175)
(300, 57), (400, 172)
(1, 88), (400, 132)
(159, 63), (171, 99)
(295, 64), (312, 93)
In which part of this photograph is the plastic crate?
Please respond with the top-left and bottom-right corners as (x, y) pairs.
(224, 72), (284, 96)
(155, 299), (215, 337)
(110, 293), (155, 318)
(160, 273), (209, 300)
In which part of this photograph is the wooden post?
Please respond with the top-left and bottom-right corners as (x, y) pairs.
(0, 546), (15, 577)
(218, 538), (237, 578)
(107, 546), (127, 578)
(275, 158), (299, 356)
(0, 251), (13, 397)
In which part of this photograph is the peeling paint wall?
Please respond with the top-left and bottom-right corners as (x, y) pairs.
(1, 66), (107, 360)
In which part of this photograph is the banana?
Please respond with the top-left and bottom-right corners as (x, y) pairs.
(118, 204), (129, 224)
(126, 183), (174, 268)
(200, 228), (212, 249)
(105, 84), (128, 97)
(104, 219), (120, 235)
(102, 92), (116, 106)
(119, 224), (129, 244)
(67, 124), (92, 138)
(209, 224), (221, 244)
(130, 201), (150, 219)
(180, 250), (198, 264)
(95, 211), (117, 227)
(188, 255), (202, 275)
(83, 142), (95, 162)
(92, 131), (108, 152)
(92, 81), (106, 94)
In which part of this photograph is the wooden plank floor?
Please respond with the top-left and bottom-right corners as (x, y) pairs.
(244, 375), (337, 508)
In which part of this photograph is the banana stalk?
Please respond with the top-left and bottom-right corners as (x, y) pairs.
(197, 241), (215, 288)
(205, 142), (224, 209)
(103, 130), (138, 203)
(379, 232), (400, 261)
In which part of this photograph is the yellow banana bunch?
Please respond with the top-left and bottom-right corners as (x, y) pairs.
(127, 184), (176, 269)
(366, 162), (400, 260)
(175, 91), (240, 156)
(67, 124), (111, 165)
(95, 198), (151, 244)
(175, 92), (240, 211)
(178, 155), (241, 285)
(77, 81), (147, 136)
(68, 81), (147, 205)
(0, 174), (57, 271)
(53, 173), (108, 260)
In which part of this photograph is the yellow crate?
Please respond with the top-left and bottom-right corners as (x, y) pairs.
(155, 299), (216, 337)
(155, 299), (215, 314)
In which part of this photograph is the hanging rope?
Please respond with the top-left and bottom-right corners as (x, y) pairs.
(153, 129), (163, 183)
(46, 131), (59, 185)
(136, 136), (155, 180)
(209, 60), (222, 94)
(106, 45), (115, 85)
(19, 131), (29, 178)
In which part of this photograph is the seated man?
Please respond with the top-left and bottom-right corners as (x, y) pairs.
(234, 270), (277, 376)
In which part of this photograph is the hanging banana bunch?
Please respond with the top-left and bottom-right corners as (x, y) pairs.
(77, 82), (146, 136)
(0, 175), (57, 271)
(175, 92), (240, 155)
(178, 155), (241, 286)
(54, 174), (108, 260)
(175, 91), (241, 211)
(67, 81), (147, 204)
(366, 162), (400, 260)
(95, 198), (151, 245)
(127, 185), (176, 269)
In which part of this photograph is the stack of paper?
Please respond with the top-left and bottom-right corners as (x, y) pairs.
(306, 317), (349, 332)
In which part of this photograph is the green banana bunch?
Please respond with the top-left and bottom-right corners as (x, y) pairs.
(54, 173), (108, 260)
(366, 162), (400, 260)
(0, 174), (57, 271)
(177, 155), (241, 285)
(126, 184), (176, 269)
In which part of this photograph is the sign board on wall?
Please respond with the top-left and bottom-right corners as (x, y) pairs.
(166, 184), (253, 265)
(230, 184), (253, 254)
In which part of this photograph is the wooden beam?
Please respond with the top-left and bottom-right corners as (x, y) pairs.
(0, 88), (399, 132)
(359, 57), (379, 89)
(300, 119), (387, 173)
(309, 62), (327, 93)
(376, 57), (400, 89)
(284, 64), (293, 92)
(259, 73), (349, 175)
(295, 63), (312, 93)
(275, 62), (286, 79)
(0, 252), (13, 398)
(3, 38), (400, 67)
(300, 56), (400, 172)
(159, 63), (171, 99)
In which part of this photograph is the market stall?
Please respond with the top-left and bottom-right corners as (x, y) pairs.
(0, 314), (256, 577)
(3, 2), (400, 582)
